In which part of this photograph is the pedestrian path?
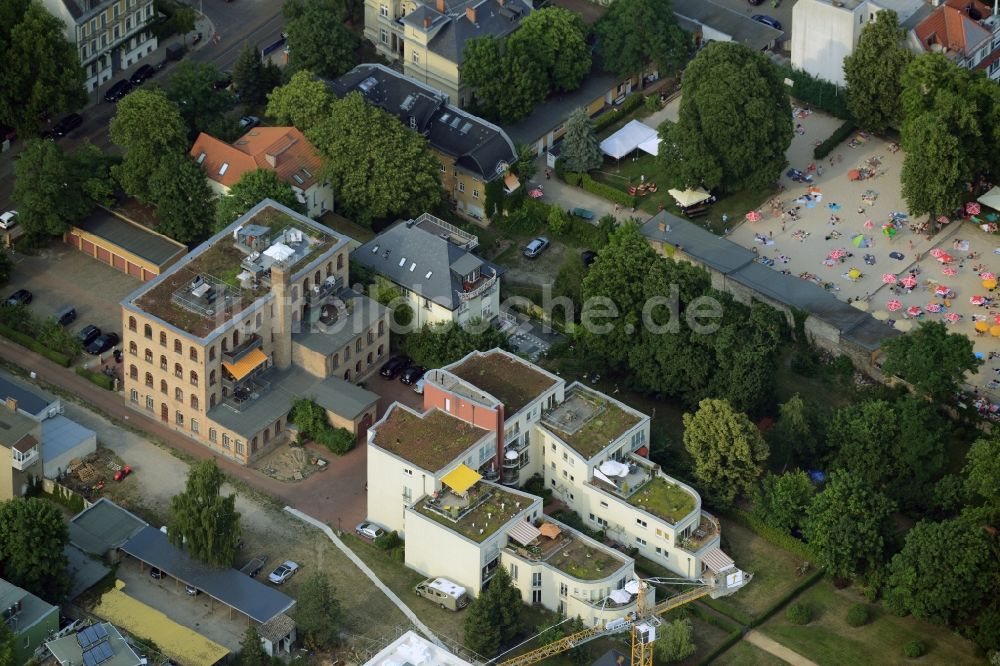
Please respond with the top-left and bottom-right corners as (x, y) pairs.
(285, 507), (443, 648)
(745, 630), (819, 666)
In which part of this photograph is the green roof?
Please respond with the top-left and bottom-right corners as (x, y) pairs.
(542, 388), (643, 459)
(449, 351), (558, 416)
(372, 407), (491, 472)
(414, 484), (529, 543)
(627, 476), (697, 525)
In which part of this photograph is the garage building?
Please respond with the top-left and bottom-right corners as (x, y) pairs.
(65, 208), (187, 282)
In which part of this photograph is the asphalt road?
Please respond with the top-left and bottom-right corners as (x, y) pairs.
(0, 0), (286, 210)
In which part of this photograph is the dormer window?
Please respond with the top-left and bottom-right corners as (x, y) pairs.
(196, 152), (206, 164)
(466, 268), (480, 283)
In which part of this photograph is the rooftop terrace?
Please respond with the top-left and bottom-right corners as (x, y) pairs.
(449, 351), (558, 416)
(506, 522), (626, 581)
(542, 386), (643, 459)
(627, 475), (698, 526)
(371, 407), (491, 472)
(415, 482), (529, 542)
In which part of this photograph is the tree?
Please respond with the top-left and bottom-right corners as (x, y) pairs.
(682, 398), (769, 507)
(70, 142), (119, 207)
(169, 460), (241, 567)
(0, 2), (86, 137)
(0, 498), (71, 601)
(12, 139), (93, 239)
(753, 470), (815, 533)
(462, 37), (507, 120)
(148, 153), (215, 243)
(885, 518), (996, 627)
(511, 8), (590, 92)
(235, 626), (271, 666)
(403, 320), (512, 368)
(657, 42), (792, 192)
(232, 42), (282, 106)
(881, 320), (980, 400)
(842, 10), (911, 133)
(216, 169), (304, 230)
(766, 393), (813, 466)
(165, 61), (235, 137)
(803, 471), (895, 579)
(653, 618), (696, 663)
(511, 143), (538, 183)
(595, 0), (689, 85)
(110, 89), (189, 201)
(560, 108), (603, 173)
(371, 276), (414, 329)
(0, 622), (13, 666)
(464, 567), (522, 657)
(307, 92), (442, 226)
(964, 437), (1000, 520)
(284, 0), (358, 78)
(266, 70), (337, 133)
(295, 571), (342, 649)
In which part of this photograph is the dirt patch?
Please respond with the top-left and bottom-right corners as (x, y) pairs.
(60, 446), (140, 502)
(252, 441), (331, 482)
(500, 241), (569, 289)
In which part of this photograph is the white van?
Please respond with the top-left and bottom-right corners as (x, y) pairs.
(415, 577), (470, 611)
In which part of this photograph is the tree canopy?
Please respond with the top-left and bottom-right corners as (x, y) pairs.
(403, 320), (512, 368)
(235, 625), (272, 666)
(216, 169), (304, 230)
(964, 436), (1000, 521)
(0, 2), (86, 137)
(753, 470), (815, 533)
(233, 42), (282, 106)
(0, 622), (13, 666)
(560, 108), (603, 173)
(110, 89), (189, 202)
(0, 498), (71, 601)
(165, 61), (235, 138)
(652, 618), (696, 663)
(881, 320), (980, 400)
(169, 459), (242, 567)
(307, 92), (442, 226)
(295, 571), (342, 649)
(12, 139), (93, 240)
(594, 0), (689, 82)
(284, 0), (358, 78)
(148, 153), (215, 243)
(266, 70), (337, 133)
(463, 566), (522, 657)
(657, 42), (793, 192)
(842, 10), (911, 133)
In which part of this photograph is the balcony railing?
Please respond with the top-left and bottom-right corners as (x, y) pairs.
(222, 333), (262, 365)
(11, 448), (38, 471)
(222, 374), (272, 412)
(677, 511), (721, 554)
(305, 276), (343, 306)
(457, 269), (498, 303)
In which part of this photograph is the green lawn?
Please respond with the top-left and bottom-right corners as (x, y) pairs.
(709, 640), (786, 666)
(759, 581), (985, 666)
(628, 476), (697, 525)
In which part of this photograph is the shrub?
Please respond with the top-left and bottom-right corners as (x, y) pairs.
(777, 66), (852, 119)
(644, 94), (661, 113)
(0, 323), (72, 367)
(553, 156), (566, 180)
(291, 398), (356, 455)
(814, 121), (857, 160)
(75, 367), (115, 390)
(374, 530), (402, 551)
(785, 603), (812, 625)
(903, 641), (926, 658)
(564, 172), (583, 186)
(846, 603), (871, 627)
(564, 173), (635, 207)
(593, 93), (645, 132)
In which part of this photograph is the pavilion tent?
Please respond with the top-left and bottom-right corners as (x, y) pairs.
(600, 120), (658, 160)
(668, 188), (714, 208)
(978, 186), (1000, 211)
(637, 133), (661, 156)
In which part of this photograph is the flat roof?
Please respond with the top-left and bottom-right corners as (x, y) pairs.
(0, 577), (57, 635)
(640, 211), (756, 274)
(447, 350), (559, 415)
(365, 631), (475, 666)
(673, 0), (783, 51)
(65, 543), (111, 600)
(70, 498), (148, 556)
(414, 482), (533, 542)
(120, 526), (295, 623)
(541, 385), (644, 459)
(46, 623), (140, 666)
(292, 289), (389, 356)
(504, 69), (620, 146)
(0, 406), (38, 450)
(76, 208), (186, 266)
(0, 372), (56, 416)
(43, 415), (95, 462)
(371, 405), (492, 472)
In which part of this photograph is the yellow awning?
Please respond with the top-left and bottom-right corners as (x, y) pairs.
(441, 463), (482, 495)
(222, 347), (267, 381)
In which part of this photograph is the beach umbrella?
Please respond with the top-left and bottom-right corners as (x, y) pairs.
(872, 310), (889, 321)
(993, 314), (1000, 325)
(829, 249), (846, 260)
(942, 266), (958, 276)
(906, 306), (923, 317)
(852, 235), (867, 247)
(971, 295), (986, 305)
(881, 273), (897, 284)
(746, 210), (762, 222)
(828, 203), (841, 211)
(882, 225), (897, 237)
(934, 285), (951, 297)
(887, 299), (902, 311)
(900, 275), (917, 288)
(937, 253), (954, 263)
(925, 303), (942, 313)
(937, 215), (950, 225)
(848, 268), (861, 280)
(864, 219), (874, 229)
(929, 248), (946, 258)
(975, 321), (989, 332)
(945, 312), (961, 323)
(967, 201), (981, 215)
(981, 271), (996, 281)
(983, 279), (998, 290)
(991, 325), (1000, 337)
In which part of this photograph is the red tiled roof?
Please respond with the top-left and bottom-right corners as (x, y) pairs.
(915, 3), (993, 57)
(12, 434), (37, 454)
(189, 127), (323, 190)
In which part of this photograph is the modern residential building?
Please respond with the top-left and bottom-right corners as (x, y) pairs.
(363, 0), (532, 106)
(42, 0), (158, 92)
(0, 402), (43, 501)
(351, 213), (503, 327)
(672, 0), (784, 51)
(120, 199), (388, 464)
(365, 630), (475, 666)
(46, 622), (142, 666)
(1, 577), (60, 666)
(330, 64), (519, 221)
(790, 0), (930, 86)
(190, 127), (334, 219)
(909, 0), (1000, 81)
(365, 349), (748, 624)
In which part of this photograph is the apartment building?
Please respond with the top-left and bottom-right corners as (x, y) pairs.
(351, 214), (503, 328)
(121, 199), (389, 464)
(910, 0), (1000, 81)
(330, 64), (519, 221)
(190, 127), (335, 219)
(1, 578), (60, 666)
(0, 403), (43, 501)
(43, 0), (158, 91)
(364, 0), (531, 106)
(365, 349), (747, 623)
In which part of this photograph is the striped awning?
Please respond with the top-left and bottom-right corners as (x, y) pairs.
(222, 347), (267, 382)
(507, 520), (541, 546)
(703, 549), (735, 573)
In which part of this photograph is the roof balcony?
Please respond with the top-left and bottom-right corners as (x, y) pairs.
(222, 333), (263, 365)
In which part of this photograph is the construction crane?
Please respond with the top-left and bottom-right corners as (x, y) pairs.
(496, 572), (751, 666)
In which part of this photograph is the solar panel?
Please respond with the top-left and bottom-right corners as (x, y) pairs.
(77, 624), (107, 649)
(82, 641), (114, 666)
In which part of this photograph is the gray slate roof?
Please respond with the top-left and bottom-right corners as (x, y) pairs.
(0, 372), (56, 418)
(76, 209), (187, 266)
(69, 498), (148, 556)
(293, 289), (389, 357)
(43, 415), (96, 462)
(329, 64), (517, 182)
(120, 526), (295, 623)
(413, 0), (528, 63)
(351, 220), (504, 310)
(503, 69), (620, 146)
(0, 578), (57, 634)
(672, 0), (783, 51)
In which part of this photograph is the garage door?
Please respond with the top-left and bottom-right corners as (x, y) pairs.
(66, 233), (80, 250)
(81, 239), (95, 255)
(127, 262), (142, 278)
(112, 254), (125, 270)
(96, 247), (111, 264)
(142, 268), (156, 281)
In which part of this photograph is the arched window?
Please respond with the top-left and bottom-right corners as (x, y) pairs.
(129, 341), (137, 355)
(174, 339), (182, 354)
(175, 387), (183, 401)
(221, 338), (228, 352)
(367, 352), (373, 365)
(209, 345), (216, 361)
(191, 395), (199, 410)
(326, 262), (332, 277)
(174, 362), (182, 378)
(344, 369), (351, 381)
(210, 394), (217, 408)
(378, 320), (385, 336)
(159, 355), (167, 370)
(355, 338), (362, 353)
(189, 347), (198, 362)
(128, 316), (137, 332)
(160, 379), (167, 394)
(233, 330), (239, 347)
(314, 270), (321, 285)
(331, 353), (339, 369)
(143, 324), (152, 339)
(210, 370), (217, 385)
(129, 365), (138, 380)
(255, 313), (261, 328)
(377, 344), (384, 357)
(337, 253), (344, 270)
(159, 331), (167, 347)
(367, 330), (374, 345)
(291, 286), (298, 301)
(304, 277), (311, 292)
(190, 370), (198, 387)
(355, 360), (362, 373)
(144, 348), (153, 362)
(145, 372), (153, 387)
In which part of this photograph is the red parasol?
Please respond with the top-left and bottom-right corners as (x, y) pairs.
(887, 299), (902, 311)
(971, 295), (986, 305)
(942, 266), (958, 276)
(900, 275), (917, 288)
(864, 219), (874, 229)
(925, 303), (942, 313)
(945, 312), (961, 323)
(966, 201), (981, 215)
(881, 273), (897, 284)
(934, 285), (951, 297)
(936, 253), (954, 263)
(981, 271), (996, 281)
(746, 211), (762, 222)
(929, 248), (946, 258)
(829, 249), (846, 260)
(937, 215), (950, 224)
(906, 306), (923, 317)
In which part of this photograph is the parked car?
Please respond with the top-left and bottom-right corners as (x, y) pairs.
(6, 289), (32, 306)
(522, 236), (550, 259)
(55, 306), (77, 326)
(86, 332), (119, 355)
(581, 250), (598, 266)
(413, 377), (426, 394)
(379, 355), (412, 379)
(49, 113), (83, 138)
(104, 80), (133, 103)
(149, 567), (163, 579)
(0, 210), (18, 230)
(77, 325), (101, 346)
(751, 14), (782, 30)
(415, 577), (470, 611)
(184, 585), (199, 596)
(239, 115), (260, 130)
(570, 207), (595, 220)
(356, 522), (386, 540)
(399, 365), (425, 385)
(130, 64), (156, 85)
(748, 0), (764, 5)
(268, 560), (300, 584)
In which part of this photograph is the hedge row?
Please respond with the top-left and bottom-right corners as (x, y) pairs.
(724, 508), (818, 562)
(749, 567), (825, 628)
(75, 366), (114, 390)
(778, 66), (852, 120)
(593, 93), (646, 133)
(0, 323), (71, 367)
(814, 120), (858, 160)
(695, 629), (743, 666)
(687, 602), (741, 633)
(564, 172), (636, 207)
(700, 597), (753, 627)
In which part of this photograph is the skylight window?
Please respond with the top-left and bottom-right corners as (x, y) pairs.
(409, 262), (416, 271)
(219, 163), (229, 175)
(196, 152), (206, 164)
(292, 174), (304, 184)
(371, 244), (380, 253)
(425, 271), (433, 279)
(398, 257), (407, 267)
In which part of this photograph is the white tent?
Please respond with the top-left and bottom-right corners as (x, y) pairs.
(600, 120), (658, 160)
(668, 188), (714, 208)
(638, 133), (661, 156)
(978, 186), (1000, 211)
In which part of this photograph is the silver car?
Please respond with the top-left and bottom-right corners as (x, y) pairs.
(522, 236), (550, 258)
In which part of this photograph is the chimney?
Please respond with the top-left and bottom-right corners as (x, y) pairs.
(423, 15), (432, 27)
(658, 222), (666, 232)
(466, 5), (477, 23)
(269, 262), (294, 370)
(436, 0), (445, 12)
(5, 397), (16, 413)
(265, 152), (277, 167)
